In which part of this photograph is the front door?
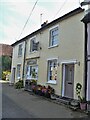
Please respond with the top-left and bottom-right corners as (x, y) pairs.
(62, 64), (74, 98)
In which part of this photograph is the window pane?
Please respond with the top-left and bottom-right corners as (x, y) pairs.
(17, 65), (21, 79)
(26, 65), (38, 79)
(30, 38), (38, 52)
(18, 44), (22, 56)
(48, 59), (57, 81)
(49, 27), (58, 46)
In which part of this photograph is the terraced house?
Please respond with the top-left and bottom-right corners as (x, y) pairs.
(81, 0), (90, 109)
(11, 7), (89, 102)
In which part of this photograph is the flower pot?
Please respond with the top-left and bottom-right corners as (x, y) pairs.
(80, 103), (86, 110)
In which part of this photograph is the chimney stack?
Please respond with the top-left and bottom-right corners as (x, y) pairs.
(41, 20), (48, 28)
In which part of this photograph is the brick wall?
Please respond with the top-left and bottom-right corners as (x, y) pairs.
(0, 44), (13, 57)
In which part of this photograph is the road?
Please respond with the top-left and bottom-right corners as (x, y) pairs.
(2, 82), (89, 118)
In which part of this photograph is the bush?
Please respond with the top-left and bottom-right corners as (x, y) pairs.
(15, 80), (24, 89)
(30, 79), (37, 85)
(2, 71), (11, 80)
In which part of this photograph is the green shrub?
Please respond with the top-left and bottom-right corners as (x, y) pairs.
(15, 80), (24, 89)
(30, 79), (37, 85)
(2, 71), (11, 80)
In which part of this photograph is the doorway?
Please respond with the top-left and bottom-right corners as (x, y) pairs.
(12, 67), (16, 83)
(62, 64), (74, 98)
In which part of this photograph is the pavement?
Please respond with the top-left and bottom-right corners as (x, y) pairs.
(1, 81), (89, 119)
(0, 80), (9, 83)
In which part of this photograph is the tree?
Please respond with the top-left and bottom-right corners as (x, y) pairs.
(1, 55), (12, 71)
(0, 55), (12, 80)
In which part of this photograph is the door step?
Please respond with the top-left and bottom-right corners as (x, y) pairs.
(55, 97), (80, 110)
(56, 97), (72, 105)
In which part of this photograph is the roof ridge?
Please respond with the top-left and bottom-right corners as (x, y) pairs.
(12, 7), (84, 46)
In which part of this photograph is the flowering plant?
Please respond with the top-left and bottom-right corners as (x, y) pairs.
(76, 83), (86, 103)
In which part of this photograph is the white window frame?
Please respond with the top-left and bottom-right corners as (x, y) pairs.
(17, 64), (21, 79)
(47, 58), (58, 84)
(30, 36), (38, 53)
(49, 25), (59, 48)
(18, 44), (22, 56)
(26, 65), (38, 80)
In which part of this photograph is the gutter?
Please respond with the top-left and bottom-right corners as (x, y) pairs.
(81, 1), (90, 6)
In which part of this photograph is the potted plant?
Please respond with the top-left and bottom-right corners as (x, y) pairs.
(30, 79), (37, 85)
(79, 97), (86, 110)
(36, 84), (42, 95)
(45, 86), (55, 98)
(76, 83), (87, 110)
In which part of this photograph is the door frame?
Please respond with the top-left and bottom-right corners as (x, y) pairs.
(11, 67), (16, 84)
(61, 61), (75, 98)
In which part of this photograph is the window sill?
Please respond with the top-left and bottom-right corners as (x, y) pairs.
(18, 55), (22, 57)
(46, 80), (57, 85)
(48, 44), (58, 49)
(17, 77), (21, 80)
(30, 51), (38, 54)
(26, 77), (38, 80)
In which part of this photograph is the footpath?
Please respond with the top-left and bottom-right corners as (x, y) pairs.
(2, 81), (90, 118)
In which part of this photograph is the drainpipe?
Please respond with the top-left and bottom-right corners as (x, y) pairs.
(80, 21), (88, 102)
(22, 40), (26, 86)
(81, 0), (90, 105)
(81, 15), (88, 103)
(84, 23), (88, 101)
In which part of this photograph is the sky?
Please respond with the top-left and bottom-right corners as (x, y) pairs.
(0, 0), (84, 45)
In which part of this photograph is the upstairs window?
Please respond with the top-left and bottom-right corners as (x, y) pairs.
(30, 37), (39, 52)
(18, 44), (22, 56)
(49, 26), (58, 47)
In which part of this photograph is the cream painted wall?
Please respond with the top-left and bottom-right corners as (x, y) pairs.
(25, 11), (85, 98)
(11, 41), (25, 83)
(59, 12), (85, 98)
(12, 11), (85, 99)
(38, 12), (85, 97)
